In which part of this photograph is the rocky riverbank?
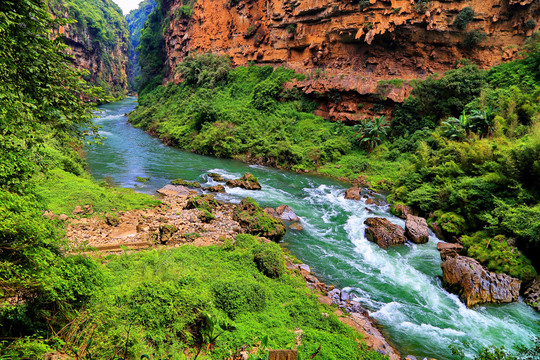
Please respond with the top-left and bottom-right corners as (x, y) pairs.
(55, 184), (411, 358)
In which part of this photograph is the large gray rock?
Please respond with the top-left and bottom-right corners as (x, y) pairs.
(364, 217), (407, 248)
(441, 255), (521, 307)
(275, 205), (300, 222)
(405, 214), (429, 244)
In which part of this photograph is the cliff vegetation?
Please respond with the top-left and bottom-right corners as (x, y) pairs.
(131, 32), (540, 284)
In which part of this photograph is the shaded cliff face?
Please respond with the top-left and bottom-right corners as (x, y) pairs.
(160, 0), (539, 121)
(50, 0), (129, 98)
(126, 0), (158, 90)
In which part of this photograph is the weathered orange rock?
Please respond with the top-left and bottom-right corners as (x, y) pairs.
(345, 187), (362, 200)
(161, 0), (539, 122)
(441, 255), (521, 307)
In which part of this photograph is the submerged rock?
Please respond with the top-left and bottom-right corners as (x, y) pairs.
(344, 186), (362, 200)
(364, 217), (407, 248)
(441, 255), (521, 307)
(405, 214), (429, 244)
(226, 172), (261, 190)
(289, 222), (304, 231)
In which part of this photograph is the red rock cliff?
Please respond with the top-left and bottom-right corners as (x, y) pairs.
(160, 0), (538, 121)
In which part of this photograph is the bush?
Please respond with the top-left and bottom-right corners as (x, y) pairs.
(453, 7), (475, 30)
(253, 242), (286, 279)
(462, 30), (488, 48)
(462, 232), (537, 282)
(212, 278), (269, 318)
(176, 52), (232, 89)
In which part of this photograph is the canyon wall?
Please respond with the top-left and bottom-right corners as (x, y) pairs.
(161, 0), (539, 121)
(50, 0), (130, 98)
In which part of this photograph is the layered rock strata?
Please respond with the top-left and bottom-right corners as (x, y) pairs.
(161, 0), (539, 122)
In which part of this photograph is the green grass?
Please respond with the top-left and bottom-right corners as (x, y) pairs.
(34, 168), (160, 216)
(53, 238), (388, 359)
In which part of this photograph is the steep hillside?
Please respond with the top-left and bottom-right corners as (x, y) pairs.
(49, 0), (129, 98)
(156, 0), (539, 122)
(126, 0), (157, 90)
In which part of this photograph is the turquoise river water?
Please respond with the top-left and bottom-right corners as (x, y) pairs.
(86, 97), (540, 359)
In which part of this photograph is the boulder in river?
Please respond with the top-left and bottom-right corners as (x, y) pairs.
(364, 217), (407, 248)
(405, 214), (429, 244)
(275, 205), (300, 222)
(226, 172), (261, 190)
(289, 222), (304, 231)
(206, 185), (226, 193)
(207, 172), (224, 182)
(441, 255), (521, 307)
(344, 186), (362, 200)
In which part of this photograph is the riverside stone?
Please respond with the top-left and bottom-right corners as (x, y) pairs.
(523, 276), (540, 311)
(364, 217), (407, 248)
(405, 214), (429, 244)
(226, 172), (261, 190)
(441, 255), (521, 307)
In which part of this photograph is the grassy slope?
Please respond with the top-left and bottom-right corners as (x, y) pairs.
(55, 238), (388, 360)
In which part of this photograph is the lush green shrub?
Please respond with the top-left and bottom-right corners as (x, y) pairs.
(235, 233), (261, 249)
(253, 242), (286, 279)
(212, 278), (269, 318)
(462, 232), (537, 282)
(462, 30), (488, 48)
(176, 52), (232, 89)
(453, 7), (475, 30)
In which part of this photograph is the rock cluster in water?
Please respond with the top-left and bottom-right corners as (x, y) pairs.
(226, 172), (262, 190)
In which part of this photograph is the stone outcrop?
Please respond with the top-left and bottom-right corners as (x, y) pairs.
(441, 255), (521, 307)
(437, 242), (465, 260)
(234, 197), (286, 241)
(161, 0), (539, 122)
(405, 214), (429, 244)
(523, 276), (540, 311)
(226, 172), (262, 190)
(391, 204), (413, 219)
(364, 217), (406, 248)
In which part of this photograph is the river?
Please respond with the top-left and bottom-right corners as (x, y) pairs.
(86, 97), (540, 359)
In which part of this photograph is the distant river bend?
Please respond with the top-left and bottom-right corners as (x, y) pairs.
(86, 97), (540, 359)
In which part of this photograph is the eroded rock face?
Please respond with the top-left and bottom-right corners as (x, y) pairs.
(405, 214), (429, 244)
(441, 255), (521, 307)
(161, 0), (538, 122)
(226, 173), (262, 190)
(364, 217), (406, 248)
(437, 242), (465, 260)
(523, 276), (540, 312)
